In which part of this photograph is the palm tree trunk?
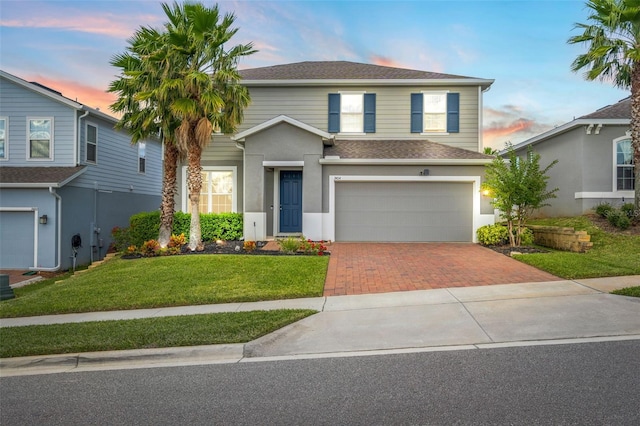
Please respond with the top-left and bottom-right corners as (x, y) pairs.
(631, 63), (640, 215)
(187, 141), (204, 251)
(158, 141), (179, 247)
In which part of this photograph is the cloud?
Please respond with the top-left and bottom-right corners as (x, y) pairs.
(20, 74), (116, 114)
(483, 105), (554, 150)
(369, 55), (408, 69)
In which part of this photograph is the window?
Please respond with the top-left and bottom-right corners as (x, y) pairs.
(185, 167), (237, 214)
(616, 138), (635, 190)
(28, 118), (52, 159)
(328, 93), (376, 133)
(138, 142), (146, 173)
(411, 92), (459, 133)
(86, 123), (97, 163)
(0, 117), (6, 159)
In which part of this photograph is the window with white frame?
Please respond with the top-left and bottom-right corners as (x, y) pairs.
(423, 93), (447, 132)
(0, 117), (6, 159)
(185, 167), (236, 214)
(340, 93), (364, 133)
(138, 142), (146, 173)
(28, 118), (52, 159)
(616, 138), (635, 190)
(86, 123), (97, 163)
(328, 92), (376, 133)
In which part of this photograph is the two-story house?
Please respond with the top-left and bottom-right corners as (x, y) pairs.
(0, 70), (162, 271)
(507, 96), (633, 217)
(176, 61), (495, 242)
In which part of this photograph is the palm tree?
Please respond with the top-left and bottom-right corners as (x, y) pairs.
(109, 26), (184, 248)
(160, 1), (255, 250)
(568, 0), (640, 212)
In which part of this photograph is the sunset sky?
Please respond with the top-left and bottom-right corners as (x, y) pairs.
(0, 0), (630, 150)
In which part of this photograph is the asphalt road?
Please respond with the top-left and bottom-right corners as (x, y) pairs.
(1, 340), (639, 425)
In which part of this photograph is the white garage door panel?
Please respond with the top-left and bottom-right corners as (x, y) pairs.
(336, 182), (472, 242)
(0, 211), (35, 268)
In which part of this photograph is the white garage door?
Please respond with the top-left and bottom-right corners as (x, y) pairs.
(0, 211), (35, 268)
(335, 181), (473, 242)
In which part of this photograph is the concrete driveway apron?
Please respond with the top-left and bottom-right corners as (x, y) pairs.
(324, 243), (561, 296)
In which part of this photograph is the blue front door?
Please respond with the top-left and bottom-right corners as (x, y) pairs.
(279, 171), (302, 233)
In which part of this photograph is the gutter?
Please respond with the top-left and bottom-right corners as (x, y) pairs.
(29, 187), (62, 272)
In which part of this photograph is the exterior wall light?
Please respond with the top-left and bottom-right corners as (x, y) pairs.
(39, 214), (48, 225)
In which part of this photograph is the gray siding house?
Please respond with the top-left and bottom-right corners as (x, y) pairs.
(508, 97), (633, 217)
(176, 61), (496, 242)
(0, 70), (162, 271)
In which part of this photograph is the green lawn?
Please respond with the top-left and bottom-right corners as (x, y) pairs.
(0, 310), (316, 358)
(515, 216), (640, 279)
(0, 254), (328, 318)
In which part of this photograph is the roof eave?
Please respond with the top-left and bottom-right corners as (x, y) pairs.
(242, 78), (495, 89)
(505, 118), (630, 154)
(319, 158), (493, 165)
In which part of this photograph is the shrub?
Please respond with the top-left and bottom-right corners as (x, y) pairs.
(595, 203), (614, 218)
(519, 227), (534, 246)
(607, 209), (631, 230)
(476, 224), (509, 246)
(126, 211), (243, 246)
(278, 236), (300, 254)
(299, 238), (328, 255)
(140, 239), (161, 257)
(620, 203), (636, 220)
(111, 226), (133, 252)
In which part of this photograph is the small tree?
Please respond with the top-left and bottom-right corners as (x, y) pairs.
(482, 145), (558, 246)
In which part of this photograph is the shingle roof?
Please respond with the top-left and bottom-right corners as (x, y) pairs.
(0, 166), (86, 187)
(579, 96), (631, 120)
(239, 61), (476, 81)
(323, 140), (493, 160)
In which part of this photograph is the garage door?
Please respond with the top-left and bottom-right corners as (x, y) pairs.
(0, 211), (35, 268)
(335, 181), (473, 242)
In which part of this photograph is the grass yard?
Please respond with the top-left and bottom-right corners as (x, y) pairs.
(516, 216), (640, 280)
(0, 309), (316, 358)
(0, 254), (328, 318)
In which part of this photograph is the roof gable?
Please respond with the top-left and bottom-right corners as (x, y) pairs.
(232, 115), (333, 141)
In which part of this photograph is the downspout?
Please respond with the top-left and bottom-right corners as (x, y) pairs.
(236, 142), (246, 240)
(479, 85), (491, 152)
(30, 187), (62, 272)
(76, 109), (90, 165)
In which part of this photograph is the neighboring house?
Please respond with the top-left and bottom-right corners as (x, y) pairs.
(0, 70), (162, 271)
(507, 96), (633, 218)
(176, 61), (496, 242)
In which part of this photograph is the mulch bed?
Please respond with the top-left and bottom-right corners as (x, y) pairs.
(485, 245), (550, 257)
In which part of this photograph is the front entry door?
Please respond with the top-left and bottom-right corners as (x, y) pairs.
(279, 171), (302, 233)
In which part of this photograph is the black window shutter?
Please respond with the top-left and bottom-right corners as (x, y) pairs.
(328, 93), (340, 133)
(410, 93), (423, 133)
(447, 92), (460, 133)
(363, 93), (376, 133)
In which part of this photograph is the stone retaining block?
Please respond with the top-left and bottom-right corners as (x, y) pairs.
(528, 225), (593, 253)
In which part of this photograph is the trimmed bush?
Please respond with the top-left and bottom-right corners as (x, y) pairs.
(607, 209), (631, 230)
(126, 211), (243, 247)
(476, 224), (509, 246)
(595, 203), (614, 218)
(519, 227), (534, 246)
(621, 203), (636, 220)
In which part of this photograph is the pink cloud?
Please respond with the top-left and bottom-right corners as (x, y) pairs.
(1, 12), (162, 39)
(22, 74), (117, 115)
(370, 55), (407, 68)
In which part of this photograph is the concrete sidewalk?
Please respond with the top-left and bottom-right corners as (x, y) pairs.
(1, 276), (639, 376)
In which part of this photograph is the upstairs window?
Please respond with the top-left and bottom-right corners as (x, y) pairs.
(86, 123), (97, 163)
(0, 117), (6, 159)
(411, 92), (459, 134)
(28, 118), (52, 159)
(328, 93), (376, 133)
(138, 142), (146, 174)
(616, 138), (635, 190)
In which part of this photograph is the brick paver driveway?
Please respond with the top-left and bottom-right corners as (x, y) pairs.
(324, 243), (561, 296)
